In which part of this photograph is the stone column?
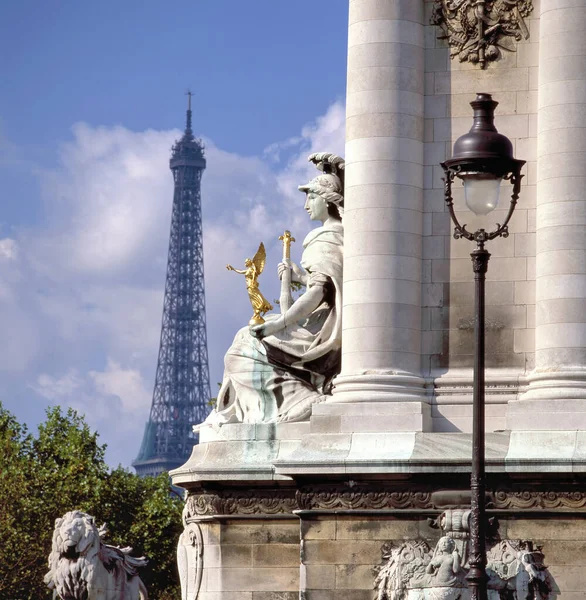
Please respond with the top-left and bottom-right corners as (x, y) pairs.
(332, 0), (427, 410)
(509, 0), (586, 428)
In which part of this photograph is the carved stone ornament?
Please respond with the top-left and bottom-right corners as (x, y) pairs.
(182, 486), (586, 519)
(431, 0), (534, 68)
(183, 490), (298, 519)
(493, 488), (586, 510)
(374, 509), (554, 600)
(177, 521), (204, 600)
(297, 483), (433, 511)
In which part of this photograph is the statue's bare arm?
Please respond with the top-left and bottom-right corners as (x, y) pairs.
(283, 283), (324, 324)
(226, 265), (247, 275)
(452, 551), (460, 573)
(278, 261), (308, 286)
(251, 283), (325, 338)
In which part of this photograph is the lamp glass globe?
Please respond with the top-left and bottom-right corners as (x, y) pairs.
(461, 172), (502, 216)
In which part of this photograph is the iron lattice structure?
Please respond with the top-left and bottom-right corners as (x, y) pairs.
(133, 97), (211, 476)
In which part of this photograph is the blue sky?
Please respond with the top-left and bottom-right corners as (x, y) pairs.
(0, 2), (348, 466)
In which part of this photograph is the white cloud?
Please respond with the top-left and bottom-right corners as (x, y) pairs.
(0, 238), (17, 260)
(3, 101), (345, 467)
(89, 359), (151, 414)
(30, 369), (84, 401)
(35, 124), (177, 277)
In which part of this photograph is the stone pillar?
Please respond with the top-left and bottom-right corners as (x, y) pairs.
(333, 0), (427, 409)
(508, 0), (586, 428)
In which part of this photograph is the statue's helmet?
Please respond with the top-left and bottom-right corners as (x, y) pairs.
(298, 152), (345, 212)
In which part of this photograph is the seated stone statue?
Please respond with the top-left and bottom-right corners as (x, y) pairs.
(197, 152), (344, 427)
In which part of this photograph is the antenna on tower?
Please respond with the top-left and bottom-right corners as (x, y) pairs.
(185, 89), (193, 137)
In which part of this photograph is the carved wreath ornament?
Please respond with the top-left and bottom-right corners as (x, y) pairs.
(431, 0), (534, 68)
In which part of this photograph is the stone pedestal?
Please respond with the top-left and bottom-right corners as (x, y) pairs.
(173, 424), (586, 599)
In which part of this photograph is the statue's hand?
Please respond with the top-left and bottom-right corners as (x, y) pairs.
(279, 261), (307, 285)
(251, 316), (285, 339)
(226, 264), (234, 271)
(277, 262), (290, 280)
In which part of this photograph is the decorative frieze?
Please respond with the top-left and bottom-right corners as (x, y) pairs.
(182, 484), (586, 518)
(431, 0), (533, 68)
(183, 490), (297, 519)
(296, 483), (434, 511)
(493, 488), (586, 510)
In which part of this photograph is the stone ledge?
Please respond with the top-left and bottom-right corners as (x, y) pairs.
(171, 426), (586, 486)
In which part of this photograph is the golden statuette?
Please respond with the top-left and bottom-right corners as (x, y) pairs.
(227, 242), (274, 326)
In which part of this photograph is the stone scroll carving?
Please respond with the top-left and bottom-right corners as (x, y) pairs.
(183, 485), (586, 517)
(493, 488), (586, 510)
(431, 0), (534, 68)
(183, 490), (298, 518)
(177, 521), (204, 600)
(374, 509), (553, 600)
(296, 482), (433, 511)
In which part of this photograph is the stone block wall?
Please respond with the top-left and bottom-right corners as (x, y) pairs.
(188, 505), (586, 599)
(197, 519), (300, 600)
(504, 517), (586, 599)
(300, 515), (428, 600)
(421, 0), (540, 431)
(299, 514), (586, 599)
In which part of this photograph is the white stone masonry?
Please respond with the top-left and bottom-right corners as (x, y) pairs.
(332, 0), (428, 413)
(507, 0), (586, 428)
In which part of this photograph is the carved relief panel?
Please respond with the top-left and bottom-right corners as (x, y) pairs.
(177, 504), (204, 600)
(374, 509), (554, 600)
(431, 1), (534, 68)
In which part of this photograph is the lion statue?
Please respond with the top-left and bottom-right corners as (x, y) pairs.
(44, 510), (148, 600)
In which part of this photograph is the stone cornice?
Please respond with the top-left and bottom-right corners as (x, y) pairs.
(183, 482), (586, 519)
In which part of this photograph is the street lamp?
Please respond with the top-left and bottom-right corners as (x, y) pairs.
(441, 93), (525, 600)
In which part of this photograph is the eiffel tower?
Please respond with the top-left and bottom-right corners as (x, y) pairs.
(133, 94), (211, 476)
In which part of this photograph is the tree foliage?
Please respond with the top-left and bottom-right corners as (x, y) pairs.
(0, 402), (183, 600)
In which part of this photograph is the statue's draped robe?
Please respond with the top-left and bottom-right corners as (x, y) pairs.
(201, 222), (343, 426)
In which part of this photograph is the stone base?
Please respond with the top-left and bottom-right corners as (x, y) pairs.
(184, 513), (586, 600)
(176, 470), (586, 600)
(331, 373), (427, 403)
(506, 398), (586, 431)
(172, 425), (586, 486)
(507, 369), (586, 429)
(172, 422), (310, 486)
(311, 401), (432, 433)
(172, 423), (586, 598)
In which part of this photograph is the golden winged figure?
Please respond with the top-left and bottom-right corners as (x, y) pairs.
(226, 242), (274, 326)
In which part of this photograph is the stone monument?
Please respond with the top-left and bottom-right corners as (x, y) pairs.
(171, 1), (586, 598)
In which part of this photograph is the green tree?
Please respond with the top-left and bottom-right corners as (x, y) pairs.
(0, 407), (35, 597)
(0, 402), (183, 600)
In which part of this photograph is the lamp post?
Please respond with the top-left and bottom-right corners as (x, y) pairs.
(441, 93), (525, 600)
